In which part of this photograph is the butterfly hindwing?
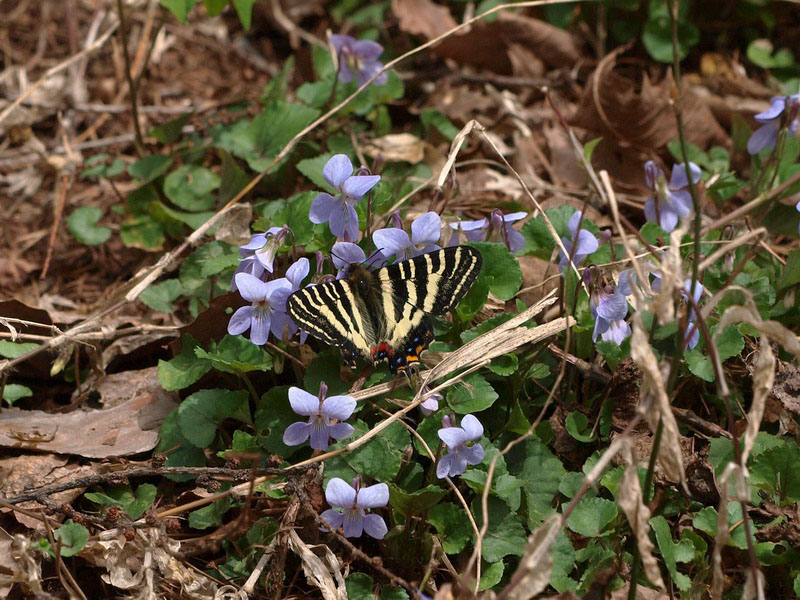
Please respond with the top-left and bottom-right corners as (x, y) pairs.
(287, 245), (482, 373)
(286, 279), (374, 364)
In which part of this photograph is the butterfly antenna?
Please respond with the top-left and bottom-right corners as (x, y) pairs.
(365, 247), (386, 269)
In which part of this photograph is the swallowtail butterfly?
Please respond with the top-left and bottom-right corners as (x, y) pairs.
(287, 246), (482, 373)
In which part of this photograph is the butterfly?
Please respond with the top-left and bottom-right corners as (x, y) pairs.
(287, 246), (482, 373)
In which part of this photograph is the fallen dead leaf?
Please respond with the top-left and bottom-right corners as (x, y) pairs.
(0, 455), (94, 529)
(0, 367), (177, 458)
(363, 132), (430, 164)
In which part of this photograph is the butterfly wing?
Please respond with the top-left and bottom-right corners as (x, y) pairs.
(377, 246), (482, 371)
(287, 279), (376, 365)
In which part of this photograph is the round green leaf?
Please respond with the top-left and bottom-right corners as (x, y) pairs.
(164, 165), (220, 211)
(67, 206), (111, 245)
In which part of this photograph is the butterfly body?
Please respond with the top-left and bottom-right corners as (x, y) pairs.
(287, 246), (482, 373)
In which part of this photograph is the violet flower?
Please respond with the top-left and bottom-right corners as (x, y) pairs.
(320, 477), (389, 539)
(281, 257), (310, 340)
(330, 34), (388, 87)
(420, 386), (442, 416)
(437, 414), (485, 479)
(682, 279), (704, 350)
(643, 161), (701, 233)
(231, 227), (289, 291)
(558, 211), (599, 271)
(373, 212), (441, 262)
(309, 155), (380, 242)
(283, 383), (356, 451)
(747, 94), (800, 155)
(228, 274), (292, 345)
(449, 210), (527, 253)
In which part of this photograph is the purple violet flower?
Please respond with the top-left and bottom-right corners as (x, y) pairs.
(747, 94), (800, 155)
(309, 155), (380, 242)
(437, 414), (485, 479)
(420, 386), (442, 416)
(231, 227), (289, 291)
(643, 161), (701, 233)
(320, 477), (389, 539)
(280, 257), (311, 341)
(558, 211), (599, 271)
(590, 269), (634, 344)
(373, 212), (441, 262)
(283, 383), (355, 451)
(449, 210), (527, 253)
(228, 274), (292, 345)
(330, 34), (388, 87)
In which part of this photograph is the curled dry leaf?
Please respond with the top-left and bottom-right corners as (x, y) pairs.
(571, 50), (728, 151)
(363, 133), (431, 165)
(617, 443), (666, 590)
(287, 529), (347, 600)
(214, 202), (254, 246)
(0, 534), (45, 596)
(393, 0), (580, 73)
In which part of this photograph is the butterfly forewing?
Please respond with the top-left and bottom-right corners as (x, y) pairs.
(287, 246), (482, 372)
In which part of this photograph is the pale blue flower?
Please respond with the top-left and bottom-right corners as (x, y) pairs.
(228, 274), (292, 345)
(747, 94), (800, 155)
(643, 161), (701, 233)
(373, 212), (441, 262)
(309, 155), (380, 242)
(330, 35), (388, 86)
(449, 210), (526, 253)
(231, 227), (288, 291)
(320, 477), (389, 539)
(283, 383), (355, 451)
(559, 211), (599, 271)
(591, 270), (634, 344)
(437, 414), (484, 478)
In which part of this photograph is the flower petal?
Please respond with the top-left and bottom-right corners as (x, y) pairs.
(596, 292), (628, 321)
(328, 422), (354, 441)
(506, 228), (526, 254)
(309, 193), (338, 224)
(460, 414), (484, 441)
(747, 123), (778, 155)
(352, 39), (383, 61)
(573, 229), (599, 257)
(669, 162), (701, 190)
(356, 483), (389, 508)
(343, 174), (381, 199)
(325, 478), (356, 508)
(666, 190), (693, 218)
(286, 258), (310, 289)
(342, 509), (364, 537)
(321, 395), (357, 420)
(503, 211), (527, 223)
(309, 419), (330, 450)
(448, 452), (469, 477)
(328, 201), (354, 239)
(240, 233), (268, 251)
(288, 387), (320, 416)
(644, 161), (663, 189)
(323, 154), (354, 189)
(282, 422), (311, 446)
(373, 227), (411, 258)
(249, 309), (271, 345)
(436, 454), (453, 479)
(754, 96), (788, 122)
(235, 273), (267, 302)
(411, 212), (442, 245)
(601, 320), (631, 345)
(463, 443), (485, 466)
(329, 34), (354, 54)
(320, 508), (344, 532)
(362, 513), (388, 539)
(227, 306), (253, 335)
(331, 242), (366, 268)
(438, 427), (469, 449)
(567, 211), (584, 238)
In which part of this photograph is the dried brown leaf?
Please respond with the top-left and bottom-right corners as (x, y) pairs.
(287, 530), (347, 600)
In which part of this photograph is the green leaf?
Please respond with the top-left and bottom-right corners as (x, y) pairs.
(139, 278), (184, 312)
(685, 348), (714, 382)
(567, 497), (618, 538)
(53, 520), (89, 557)
(296, 153), (335, 191)
(446, 372), (498, 413)
(550, 532), (578, 592)
(747, 39), (796, 69)
(750, 442), (800, 502)
(346, 572), (376, 600)
(67, 206), (111, 245)
(479, 561), (505, 591)
(157, 334), (211, 391)
(642, 13), (699, 63)
(651, 515), (693, 591)
(428, 502), (472, 554)
(471, 242), (522, 300)
(195, 335), (273, 374)
(0, 341), (39, 358)
(254, 386), (303, 456)
(261, 56), (294, 102)
(189, 495), (233, 529)
(507, 438), (565, 527)
(218, 149), (250, 203)
(232, 0), (255, 29)
(388, 484), (447, 517)
(156, 412), (207, 479)
(778, 249), (800, 291)
(3, 383), (32, 405)
(120, 214), (165, 250)
(85, 484), (157, 520)
(164, 165), (220, 211)
(380, 587), (409, 600)
(583, 136), (603, 161)
(148, 112), (191, 144)
(160, 0), (198, 22)
(488, 353), (518, 375)
(564, 411), (596, 443)
(714, 324), (744, 362)
(478, 499), (526, 562)
(304, 351), (350, 396)
(177, 389), (251, 448)
(708, 433), (782, 478)
(325, 420), (408, 483)
(693, 503), (750, 550)
(128, 154), (172, 182)
(420, 108), (459, 141)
